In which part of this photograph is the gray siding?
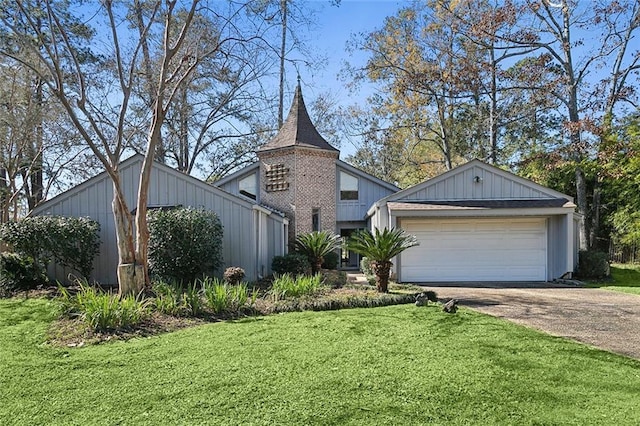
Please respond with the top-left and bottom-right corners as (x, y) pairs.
(547, 214), (576, 279)
(336, 165), (397, 221)
(402, 164), (553, 201)
(216, 161), (398, 224)
(265, 213), (284, 275)
(33, 156), (284, 285)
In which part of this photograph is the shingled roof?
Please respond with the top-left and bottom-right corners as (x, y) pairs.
(258, 83), (339, 153)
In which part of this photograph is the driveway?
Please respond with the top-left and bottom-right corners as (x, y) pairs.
(422, 282), (640, 360)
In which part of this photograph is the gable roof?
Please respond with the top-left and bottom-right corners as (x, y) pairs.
(213, 162), (259, 187)
(337, 160), (400, 192)
(32, 154), (257, 215)
(257, 84), (339, 153)
(370, 159), (574, 212)
(388, 199), (575, 211)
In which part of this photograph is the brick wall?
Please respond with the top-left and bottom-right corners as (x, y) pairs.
(258, 146), (338, 243)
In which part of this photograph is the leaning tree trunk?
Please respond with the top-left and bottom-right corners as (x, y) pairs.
(112, 179), (144, 296)
(372, 260), (392, 293)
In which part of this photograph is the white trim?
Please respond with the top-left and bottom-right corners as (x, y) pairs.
(252, 205), (272, 215)
(388, 207), (575, 218)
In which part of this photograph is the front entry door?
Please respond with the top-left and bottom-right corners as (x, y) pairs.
(340, 228), (362, 269)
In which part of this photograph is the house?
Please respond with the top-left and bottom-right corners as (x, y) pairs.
(31, 155), (288, 284)
(214, 83), (399, 269)
(32, 82), (579, 284)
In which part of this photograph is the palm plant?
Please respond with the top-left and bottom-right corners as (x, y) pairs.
(295, 231), (341, 274)
(347, 227), (418, 293)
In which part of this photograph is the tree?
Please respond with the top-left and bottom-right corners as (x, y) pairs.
(346, 227), (418, 293)
(0, 52), (92, 223)
(598, 115), (640, 252)
(511, 0), (640, 249)
(345, 1), (539, 182)
(163, 11), (271, 175)
(295, 230), (341, 275)
(0, 0), (263, 294)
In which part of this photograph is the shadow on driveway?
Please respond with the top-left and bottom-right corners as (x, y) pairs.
(415, 281), (575, 289)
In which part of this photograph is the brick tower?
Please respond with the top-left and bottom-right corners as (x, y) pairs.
(257, 83), (339, 242)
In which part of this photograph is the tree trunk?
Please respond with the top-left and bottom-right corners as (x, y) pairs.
(111, 177), (142, 295)
(372, 260), (392, 293)
(0, 168), (8, 223)
(278, 0), (287, 129)
(575, 165), (589, 250)
(117, 263), (145, 295)
(311, 257), (323, 275)
(590, 176), (601, 249)
(489, 44), (498, 164)
(25, 76), (44, 211)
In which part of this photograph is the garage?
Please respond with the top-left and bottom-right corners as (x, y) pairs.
(368, 160), (578, 282)
(399, 218), (547, 282)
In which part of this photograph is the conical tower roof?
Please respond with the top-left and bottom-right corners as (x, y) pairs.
(258, 83), (339, 153)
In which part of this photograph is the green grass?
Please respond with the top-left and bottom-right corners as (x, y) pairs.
(587, 263), (640, 295)
(2, 298), (640, 425)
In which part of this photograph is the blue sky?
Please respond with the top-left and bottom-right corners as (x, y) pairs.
(304, 1), (407, 89)
(283, 1), (410, 155)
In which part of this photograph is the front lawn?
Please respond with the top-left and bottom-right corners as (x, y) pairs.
(587, 263), (640, 295)
(1, 298), (639, 425)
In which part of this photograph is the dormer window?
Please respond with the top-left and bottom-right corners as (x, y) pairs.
(340, 171), (358, 200)
(239, 173), (257, 200)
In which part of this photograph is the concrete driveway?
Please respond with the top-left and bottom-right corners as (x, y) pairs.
(422, 282), (640, 360)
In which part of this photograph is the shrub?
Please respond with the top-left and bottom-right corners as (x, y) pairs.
(201, 277), (256, 314)
(152, 281), (187, 316)
(147, 207), (223, 284)
(0, 216), (100, 278)
(202, 277), (229, 314)
(295, 231), (341, 274)
(321, 251), (339, 270)
(223, 267), (245, 285)
(360, 257), (376, 286)
(321, 269), (347, 289)
(360, 257), (373, 275)
(0, 252), (48, 295)
(266, 291), (419, 314)
(58, 281), (149, 331)
(183, 282), (204, 316)
(577, 250), (610, 279)
(270, 273), (322, 300)
(272, 253), (310, 276)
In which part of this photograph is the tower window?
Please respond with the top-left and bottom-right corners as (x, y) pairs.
(340, 171), (358, 200)
(312, 208), (320, 232)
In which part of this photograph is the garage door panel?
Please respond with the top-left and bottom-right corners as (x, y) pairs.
(400, 218), (547, 282)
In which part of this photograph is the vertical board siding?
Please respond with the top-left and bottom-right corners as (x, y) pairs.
(399, 164), (552, 201)
(336, 165), (397, 221)
(33, 157), (285, 285)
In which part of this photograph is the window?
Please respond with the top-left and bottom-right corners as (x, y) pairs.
(340, 171), (358, 200)
(239, 173), (257, 200)
(312, 208), (320, 232)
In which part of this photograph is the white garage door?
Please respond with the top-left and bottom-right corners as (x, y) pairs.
(400, 218), (547, 282)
